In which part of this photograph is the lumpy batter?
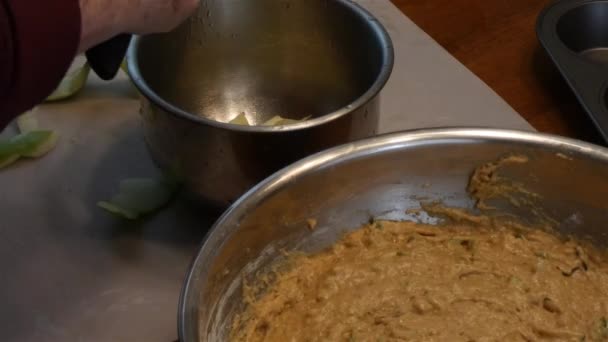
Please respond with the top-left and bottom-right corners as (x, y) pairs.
(231, 219), (608, 341)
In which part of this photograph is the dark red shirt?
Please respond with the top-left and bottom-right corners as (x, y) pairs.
(0, 0), (80, 129)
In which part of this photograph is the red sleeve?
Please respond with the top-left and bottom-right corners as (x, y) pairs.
(0, 0), (81, 129)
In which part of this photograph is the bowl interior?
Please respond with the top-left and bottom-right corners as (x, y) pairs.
(134, 0), (390, 125)
(180, 130), (608, 341)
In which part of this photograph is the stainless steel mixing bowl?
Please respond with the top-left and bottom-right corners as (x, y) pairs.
(178, 128), (608, 341)
(126, 0), (394, 208)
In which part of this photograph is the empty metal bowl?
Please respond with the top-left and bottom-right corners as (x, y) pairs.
(127, 0), (394, 208)
(178, 128), (608, 341)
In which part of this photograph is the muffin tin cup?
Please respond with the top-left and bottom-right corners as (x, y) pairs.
(537, 0), (608, 143)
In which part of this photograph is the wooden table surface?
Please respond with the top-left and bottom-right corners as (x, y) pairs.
(391, 0), (604, 144)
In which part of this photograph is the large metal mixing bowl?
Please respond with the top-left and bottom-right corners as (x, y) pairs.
(126, 0), (394, 208)
(178, 128), (608, 341)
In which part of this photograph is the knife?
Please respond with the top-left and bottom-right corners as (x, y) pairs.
(86, 34), (133, 80)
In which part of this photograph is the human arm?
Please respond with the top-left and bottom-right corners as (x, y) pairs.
(0, 0), (198, 129)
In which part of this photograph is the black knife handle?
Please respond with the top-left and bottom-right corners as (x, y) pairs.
(86, 34), (132, 81)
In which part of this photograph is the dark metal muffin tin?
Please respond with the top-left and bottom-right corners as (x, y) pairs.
(537, 0), (608, 142)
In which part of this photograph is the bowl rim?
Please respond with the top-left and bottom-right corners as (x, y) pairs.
(126, 0), (395, 133)
(177, 127), (608, 341)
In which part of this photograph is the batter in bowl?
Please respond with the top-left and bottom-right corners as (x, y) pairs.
(231, 218), (608, 341)
(231, 156), (608, 341)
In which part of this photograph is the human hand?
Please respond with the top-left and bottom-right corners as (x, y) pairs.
(79, 0), (199, 51)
